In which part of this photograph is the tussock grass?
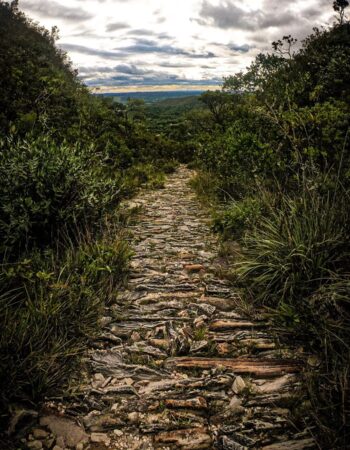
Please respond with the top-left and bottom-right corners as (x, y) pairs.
(0, 224), (131, 413)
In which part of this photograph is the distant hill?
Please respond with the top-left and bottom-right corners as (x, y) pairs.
(97, 90), (206, 104)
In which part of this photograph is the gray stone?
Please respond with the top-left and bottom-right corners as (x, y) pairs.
(39, 416), (89, 448)
(90, 433), (111, 446)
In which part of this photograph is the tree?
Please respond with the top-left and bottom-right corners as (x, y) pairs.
(333, 0), (349, 24)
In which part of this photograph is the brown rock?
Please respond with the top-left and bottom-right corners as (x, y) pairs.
(154, 427), (212, 449)
(165, 357), (302, 377)
(184, 264), (205, 273)
(148, 339), (170, 350)
(164, 397), (208, 410)
(90, 432), (111, 446)
(32, 429), (49, 439)
(209, 320), (264, 331)
(232, 376), (246, 394)
(27, 441), (43, 450)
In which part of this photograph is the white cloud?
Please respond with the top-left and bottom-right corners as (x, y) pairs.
(19, 0), (334, 90)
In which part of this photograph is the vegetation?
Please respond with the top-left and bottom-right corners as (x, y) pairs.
(0, 0), (178, 426)
(1, 0), (349, 447)
(178, 6), (350, 448)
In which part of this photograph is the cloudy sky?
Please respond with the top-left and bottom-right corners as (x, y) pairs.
(20, 0), (334, 92)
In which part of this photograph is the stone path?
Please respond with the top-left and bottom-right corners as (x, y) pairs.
(24, 166), (314, 450)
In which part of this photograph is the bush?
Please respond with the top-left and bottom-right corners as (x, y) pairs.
(213, 197), (263, 240)
(0, 136), (121, 255)
(196, 123), (273, 199)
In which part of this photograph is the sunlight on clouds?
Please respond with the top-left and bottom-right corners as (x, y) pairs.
(20, 0), (334, 90)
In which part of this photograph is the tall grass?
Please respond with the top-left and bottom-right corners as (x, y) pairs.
(0, 224), (131, 413)
(236, 189), (349, 305)
(233, 178), (350, 447)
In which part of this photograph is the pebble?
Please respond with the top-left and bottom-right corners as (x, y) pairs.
(127, 412), (139, 424)
(32, 429), (49, 439)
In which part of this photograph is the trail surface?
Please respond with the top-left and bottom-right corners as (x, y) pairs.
(25, 166), (314, 450)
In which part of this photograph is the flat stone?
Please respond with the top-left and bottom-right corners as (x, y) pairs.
(164, 397), (208, 410)
(39, 416), (89, 447)
(209, 320), (264, 331)
(165, 357), (302, 377)
(262, 438), (315, 449)
(27, 441), (43, 450)
(154, 427), (212, 449)
(232, 376), (246, 394)
(90, 433), (111, 446)
(32, 429), (49, 439)
(256, 375), (295, 394)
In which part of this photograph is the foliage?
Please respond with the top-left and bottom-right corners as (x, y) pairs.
(213, 197), (263, 240)
(0, 227), (131, 407)
(0, 136), (123, 255)
(184, 13), (350, 448)
(0, 0), (178, 426)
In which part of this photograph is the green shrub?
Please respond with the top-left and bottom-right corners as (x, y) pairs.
(0, 136), (121, 255)
(213, 197), (263, 240)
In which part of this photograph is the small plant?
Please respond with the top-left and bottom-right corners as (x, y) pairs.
(213, 197), (263, 240)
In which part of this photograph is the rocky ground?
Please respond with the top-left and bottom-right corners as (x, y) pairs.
(19, 166), (315, 450)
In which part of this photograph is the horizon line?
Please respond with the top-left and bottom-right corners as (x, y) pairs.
(90, 84), (222, 94)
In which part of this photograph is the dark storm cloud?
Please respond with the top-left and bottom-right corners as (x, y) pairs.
(197, 1), (256, 30)
(106, 22), (129, 32)
(21, 0), (92, 22)
(86, 73), (221, 86)
(158, 61), (195, 68)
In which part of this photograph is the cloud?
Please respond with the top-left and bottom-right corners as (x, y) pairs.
(116, 40), (217, 58)
(60, 41), (217, 61)
(126, 29), (172, 39)
(77, 63), (221, 87)
(197, 1), (256, 30)
(228, 43), (251, 53)
(106, 21), (129, 32)
(20, 0), (92, 22)
(196, 0), (326, 31)
(59, 43), (124, 59)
